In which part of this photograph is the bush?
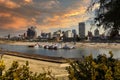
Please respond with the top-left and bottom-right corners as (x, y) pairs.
(66, 51), (120, 80)
(0, 60), (55, 80)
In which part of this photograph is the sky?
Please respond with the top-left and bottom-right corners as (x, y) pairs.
(0, 0), (94, 37)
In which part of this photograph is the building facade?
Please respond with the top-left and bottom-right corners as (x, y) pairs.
(27, 26), (37, 39)
(65, 30), (73, 38)
(72, 29), (77, 35)
(94, 28), (99, 37)
(79, 22), (85, 38)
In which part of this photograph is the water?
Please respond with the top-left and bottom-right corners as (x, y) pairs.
(0, 44), (120, 59)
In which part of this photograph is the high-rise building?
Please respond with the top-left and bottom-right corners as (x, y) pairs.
(79, 22), (85, 38)
(72, 29), (77, 35)
(27, 26), (37, 39)
(88, 31), (93, 40)
(94, 28), (99, 36)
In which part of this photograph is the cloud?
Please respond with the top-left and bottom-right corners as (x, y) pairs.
(0, 0), (20, 9)
(0, 12), (11, 17)
(0, 14), (29, 30)
(0, 0), (91, 36)
(41, 0), (90, 30)
(38, 0), (59, 9)
(24, 0), (32, 3)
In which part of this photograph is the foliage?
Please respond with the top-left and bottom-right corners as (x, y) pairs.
(66, 51), (120, 80)
(0, 60), (55, 80)
(88, 0), (120, 38)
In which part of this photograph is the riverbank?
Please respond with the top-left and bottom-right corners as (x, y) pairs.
(0, 40), (120, 49)
(76, 42), (120, 49)
(2, 54), (69, 79)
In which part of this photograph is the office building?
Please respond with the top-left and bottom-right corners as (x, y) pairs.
(79, 22), (85, 38)
(94, 28), (99, 37)
(65, 30), (73, 38)
(27, 26), (37, 39)
(72, 29), (77, 35)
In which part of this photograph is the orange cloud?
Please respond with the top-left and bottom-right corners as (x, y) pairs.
(63, 7), (86, 17)
(42, 6), (88, 31)
(3, 17), (31, 30)
(37, 0), (59, 9)
(0, 0), (91, 35)
(0, 0), (20, 9)
(0, 12), (11, 17)
(24, 0), (32, 3)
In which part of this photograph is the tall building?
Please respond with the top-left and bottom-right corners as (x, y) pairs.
(72, 29), (77, 35)
(79, 22), (85, 38)
(53, 30), (63, 38)
(104, 28), (112, 38)
(94, 28), (99, 37)
(27, 26), (37, 39)
(65, 30), (73, 38)
(88, 31), (93, 40)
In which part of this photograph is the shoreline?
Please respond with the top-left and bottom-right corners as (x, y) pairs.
(2, 54), (69, 79)
(0, 49), (69, 79)
(4, 51), (67, 63)
(0, 40), (120, 49)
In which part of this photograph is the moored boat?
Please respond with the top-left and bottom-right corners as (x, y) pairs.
(63, 44), (75, 49)
(28, 43), (40, 48)
(28, 45), (34, 47)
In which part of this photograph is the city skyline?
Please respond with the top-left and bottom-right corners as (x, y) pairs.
(0, 0), (93, 37)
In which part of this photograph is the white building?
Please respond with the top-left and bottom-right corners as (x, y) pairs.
(65, 30), (73, 38)
(104, 28), (112, 38)
(53, 30), (63, 38)
(79, 22), (85, 38)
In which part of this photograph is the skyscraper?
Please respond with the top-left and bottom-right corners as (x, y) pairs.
(79, 22), (85, 38)
(27, 26), (37, 39)
(94, 28), (99, 37)
(72, 29), (77, 35)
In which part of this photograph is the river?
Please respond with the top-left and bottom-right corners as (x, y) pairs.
(0, 44), (120, 59)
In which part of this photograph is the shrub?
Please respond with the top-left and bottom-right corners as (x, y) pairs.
(66, 51), (120, 80)
(0, 60), (55, 80)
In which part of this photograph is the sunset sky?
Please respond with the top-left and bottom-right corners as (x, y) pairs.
(0, 0), (94, 37)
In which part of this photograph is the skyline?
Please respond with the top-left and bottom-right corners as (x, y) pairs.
(0, 0), (94, 37)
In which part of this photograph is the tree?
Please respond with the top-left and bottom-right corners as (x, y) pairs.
(66, 51), (120, 80)
(88, 0), (120, 38)
(0, 60), (55, 80)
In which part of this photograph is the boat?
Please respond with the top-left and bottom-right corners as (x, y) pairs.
(63, 44), (75, 49)
(28, 43), (40, 48)
(44, 45), (49, 49)
(56, 43), (62, 49)
(44, 43), (61, 50)
(48, 45), (57, 50)
(34, 44), (39, 48)
(28, 45), (34, 47)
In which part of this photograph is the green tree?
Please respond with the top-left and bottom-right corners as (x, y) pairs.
(66, 51), (120, 80)
(88, 0), (120, 38)
(0, 60), (55, 80)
